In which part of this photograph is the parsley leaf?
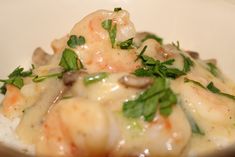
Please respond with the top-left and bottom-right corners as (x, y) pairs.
(114, 7), (122, 12)
(184, 77), (206, 89)
(33, 73), (62, 83)
(207, 82), (220, 93)
(83, 72), (108, 86)
(59, 48), (83, 71)
(141, 33), (163, 45)
(0, 66), (33, 94)
(135, 45), (147, 61)
(181, 53), (194, 73)
(207, 63), (218, 77)
(102, 19), (117, 48)
(178, 103), (204, 135)
(134, 54), (185, 79)
(123, 77), (177, 121)
(207, 82), (235, 100)
(102, 19), (112, 31)
(119, 38), (133, 49)
(67, 35), (86, 48)
(109, 24), (117, 48)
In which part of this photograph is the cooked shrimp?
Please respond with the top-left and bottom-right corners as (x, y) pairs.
(1, 85), (25, 118)
(36, 97), (120, 157)
(71, 73), (142, 111)
(68, 10), (140, 73)
(110, 106), (191, 157)
(171, 68), (235, 156)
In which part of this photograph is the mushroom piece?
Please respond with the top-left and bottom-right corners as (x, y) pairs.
(185, 51), (199, 59)
(62, 70), (88, 86)
(32, 47), (52, 66)
(119, 75), (153, 89)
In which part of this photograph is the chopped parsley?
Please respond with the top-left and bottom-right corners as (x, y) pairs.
(184, 77), (206, 89)
(67, 35), (86, 48)
(32, 73), (63, 83)
(134, 52), (185, 79)
(114, 7), (122, 12)
(102, 19), (117, 48)
(207, 63), (218, 77)
(0, 66), (33, 94)
(83, 72), (108, 86)
(141, 33), (163, 45)
(185, 78), (235, 101)
(179, 103), (204, 135)
(59, 48), (83, 72)
(123, 77), (177, 121)
(119, 38), (134, 49)
(135, 45), (148, 61)
(207, 82), (235, 100)
(181, 53), (194, 73)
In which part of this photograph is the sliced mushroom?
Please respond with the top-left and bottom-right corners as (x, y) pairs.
(119, 75), (153, 89)
(185, 51), (199, 59)
(32, 47), (52, 66)
(63, 70), (88, 86)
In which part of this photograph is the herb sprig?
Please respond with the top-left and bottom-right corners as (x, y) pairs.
(134, 50), (185, 79)
(67, 35), (86, 48)
(123, 77), (177, 121)
(185, 77), (235, 101)
(83, 72), (108, 86)
(0, 66), (33, 94)
(207, 63), (218, 77)
(102, 19), (117, 48)
(59, 48), (83, 71)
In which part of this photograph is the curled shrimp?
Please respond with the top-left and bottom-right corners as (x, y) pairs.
(68, 10), (140, 73)
(1, 85), (25, 118)
(36, 97), (120, 157)
(110, 106), (191, 157)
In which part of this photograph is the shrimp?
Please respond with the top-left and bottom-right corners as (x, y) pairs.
(170, 66), (235, 156)
(71, 73), (142, 111)
(67, 10), (140, 73)
(110, 106), (191, 157)
(36, 97), (120, 157)
(1, 84), (25, 118)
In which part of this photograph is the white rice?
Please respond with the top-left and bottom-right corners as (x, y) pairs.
(0, 113), (34, 155)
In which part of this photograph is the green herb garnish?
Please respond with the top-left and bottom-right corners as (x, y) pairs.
(207, 63), (218, 77)
(179, 103), (204, 135)
(67, 35), (86, 48)
(181, 53), (194, 73)
(134, 54), (185, 79)
(114, 7), (122, 12)
(184, 77), (206, 89)
(123, 77), (177, 121)
(32, 73), (62, 83)
(141, 34), (163, 45)
(119, 38), (133, 49)
(109, 24), (117, 48)
(0, 66), (33, 94)
(59, 48), (83, 71)
(102, 19), (117, 48)
(83, 72), (108, 86)
(207, 82), (235, 100)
